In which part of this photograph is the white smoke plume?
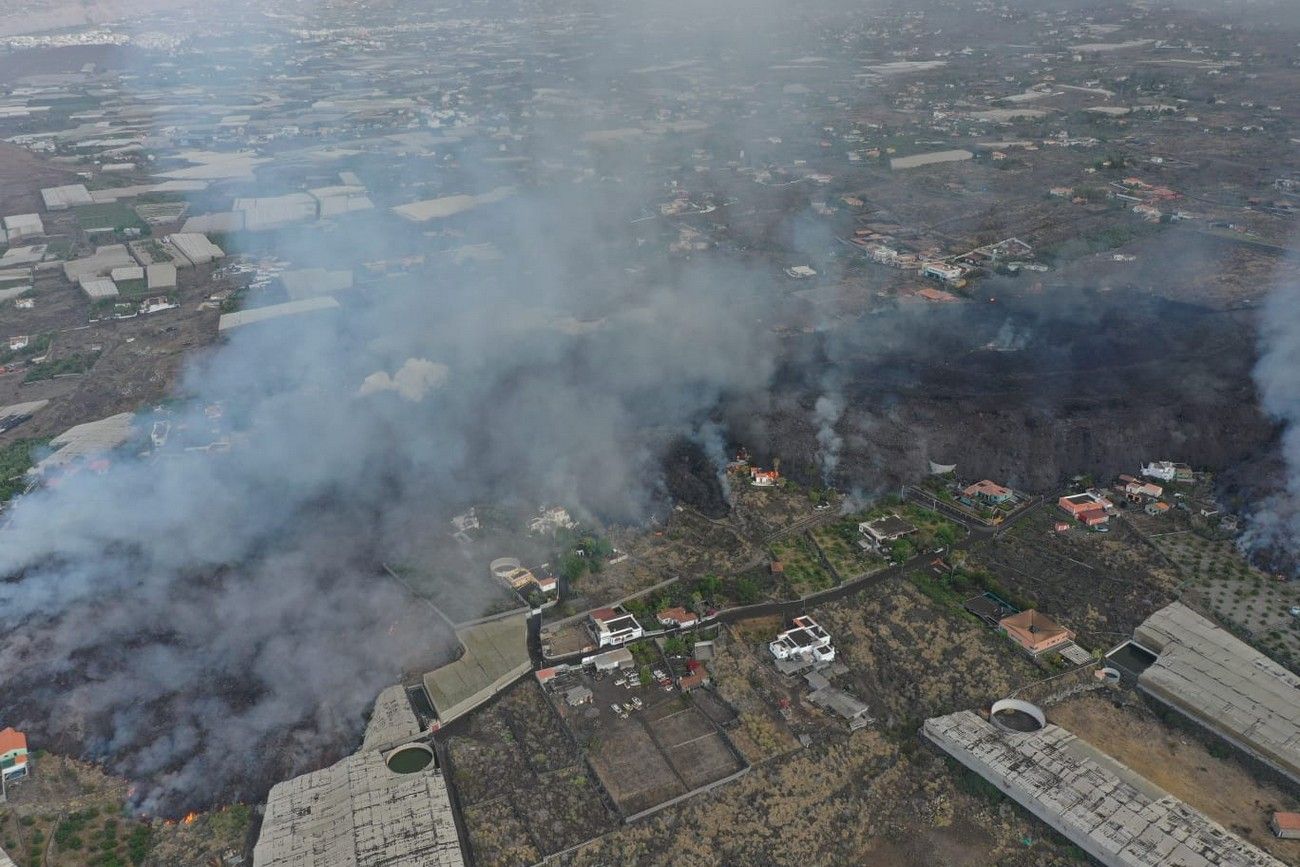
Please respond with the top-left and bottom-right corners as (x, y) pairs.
(358, 358), (450, 402)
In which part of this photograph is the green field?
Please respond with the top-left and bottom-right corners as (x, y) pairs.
(73, 202), (148, 234)
(771, 535), (834, 596)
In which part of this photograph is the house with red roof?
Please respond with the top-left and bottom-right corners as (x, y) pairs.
(0, 727), (28, 781)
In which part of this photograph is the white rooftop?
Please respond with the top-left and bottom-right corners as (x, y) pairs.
(218, 297), (340, 332)
(40, 183), (93, 210)
(254, 687), (463, 867)
(925, 710), (1285, 867)
(1135, 602), (1300, 785)
(33, 412), (134, 475)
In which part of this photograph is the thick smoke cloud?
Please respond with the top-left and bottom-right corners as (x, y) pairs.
(1246, 276), (1300, 565)
(0, 0), (824, 812)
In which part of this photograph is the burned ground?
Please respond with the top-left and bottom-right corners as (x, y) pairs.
(442, 679), (619, 867)
(726, 284), (1272, 498)
(966, 507), (1181, 649)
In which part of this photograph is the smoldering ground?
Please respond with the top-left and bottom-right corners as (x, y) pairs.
(0, 0), (1294, 817)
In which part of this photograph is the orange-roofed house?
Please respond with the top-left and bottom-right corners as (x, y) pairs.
(998, 610), (1074, 655)
(1271, 811), (1300, 839)
(0, 727), (28, 781)
(963, 480), (1013, 505)
(657, 607), (699, 629)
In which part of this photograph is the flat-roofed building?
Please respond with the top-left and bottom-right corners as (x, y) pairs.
(146, 262), (177, 291)
(421, 613), (530, 727)
(218, 297), (340, 332)
(1134, 602), (1300, 787)
(769, 616), (835, 663)
(3, 213), (43, 240)
(858, 513), (917, 548)
(589, 607), (644, 647)
(32, 412), (135, 476)
(79, 277), (119, 301)
(166, 233), (225, 266)
(254, 689), (464, 867)
(40, 184), (93, 211)
(63, 244), (135, 283)
(924, 710), (1285, 867)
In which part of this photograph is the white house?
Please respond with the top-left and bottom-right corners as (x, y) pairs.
(528, 505), (576, 535)
(769, 616), (836, 663)
(1142, 461), (1177, 482)
(922, 262), (965, 284)
(589, 607), (644, 648)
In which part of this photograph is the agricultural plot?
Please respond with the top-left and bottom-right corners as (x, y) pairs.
(444, 680), (617, 867)
(814, 578), (1041, 728)
(1150, 527), (1300, 673)
(808, 521), (887, 579)
(965, 508), (1180, 648)
(770, 535), (834, 595)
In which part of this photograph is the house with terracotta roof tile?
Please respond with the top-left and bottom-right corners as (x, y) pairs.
(0, 728), (28, 781)
(999, 610), (1074, 655)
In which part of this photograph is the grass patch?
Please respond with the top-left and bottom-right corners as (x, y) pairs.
(73, 202), (147, 235)
(771, 535), (834, 595)
(0, 438), (45, 501)
(23, 351), (99, 383)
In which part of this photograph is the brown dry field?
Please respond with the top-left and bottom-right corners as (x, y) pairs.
(1049, 693), (1300, 865)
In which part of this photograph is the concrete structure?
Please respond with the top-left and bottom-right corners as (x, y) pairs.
(769, 616), (835, 664)
(565, 685), (593, 707)
(310, 185), (374, 218)
(587, 646), (634, 672)
(3, 214), (43, 241)
(109, 265), (144, 283)
(234, 193), (319, 230)
(0, 728), (28, 781)
(280, 268), (355, 301)
(0, 844), (15, 866)
(421, 613), (530, 727)
(218, 297), (341, 332)
(254, 689), (464, 867)
(32, 412), (135, 476)
(1270, 812), (1300, 839)
(804, 671), (870, 730)
(924, 710), (1285, 867)
(1119, 475), (1162, 499)
(999, 609), (1074, 655)
(146, 262), (177, 291)
(40, 183), (93, 210)
(890, 149), (973, 170)
(589, 607), (644, 647)
(858, 513), (917, 548)
(1134, 603), (1300, 787)
(1142, 461), (1178, 482)
(80, 277), (119, 300)
(361, 686), (424, 752)
(63, 244), (135, 283)
(166, 233), (224, 266)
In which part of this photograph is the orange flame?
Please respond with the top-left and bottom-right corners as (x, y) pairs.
(182, 812), (198, 825)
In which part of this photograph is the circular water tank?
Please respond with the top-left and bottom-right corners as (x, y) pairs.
(490, 557), (522, 580)
(1098, 667), (1122, 684)
(386, 743), (434, 774)
(989, 698), (1046, 733)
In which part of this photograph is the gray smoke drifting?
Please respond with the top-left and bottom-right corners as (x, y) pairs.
(813, 381), (845, 485)
(1246, 278), (1300, 565)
